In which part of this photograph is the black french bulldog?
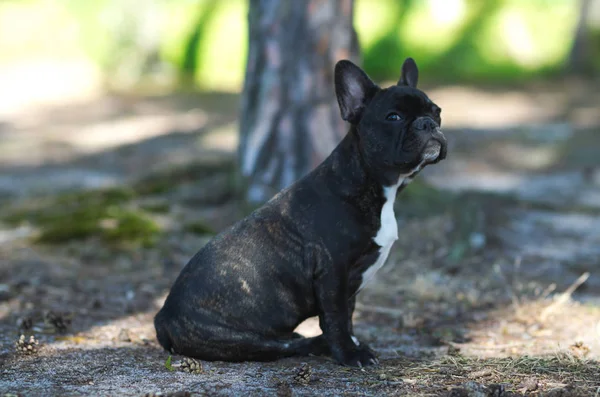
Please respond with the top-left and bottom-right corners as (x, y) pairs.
(154, 58), (447, 367)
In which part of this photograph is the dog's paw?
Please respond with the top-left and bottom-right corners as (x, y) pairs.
(351, 337), (376, 354)
(336, 346), (379, 368)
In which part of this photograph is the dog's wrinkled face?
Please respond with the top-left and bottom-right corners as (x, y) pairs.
(335, 58), (447, 183)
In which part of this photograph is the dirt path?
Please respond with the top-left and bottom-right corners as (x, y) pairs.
(1, 83), (599, 396)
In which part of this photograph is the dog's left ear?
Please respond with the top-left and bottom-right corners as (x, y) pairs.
(335, 60), (379, 124)
(397, 57), (419, 88)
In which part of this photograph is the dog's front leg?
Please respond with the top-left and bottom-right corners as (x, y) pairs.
(311, 246), (378, 367)
(347, 295), (377, 357)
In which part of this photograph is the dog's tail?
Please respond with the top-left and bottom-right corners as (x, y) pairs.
(154, 309), (174, 353)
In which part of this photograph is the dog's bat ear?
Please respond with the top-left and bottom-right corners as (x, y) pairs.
(334, 60), (379, 124)
(398, 57), (419, 88)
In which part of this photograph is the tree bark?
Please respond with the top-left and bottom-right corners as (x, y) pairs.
(239, 0), (359, 204)
(568, 0), (593, 75)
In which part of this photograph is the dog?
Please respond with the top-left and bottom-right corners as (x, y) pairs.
(154, 57), (447, 367)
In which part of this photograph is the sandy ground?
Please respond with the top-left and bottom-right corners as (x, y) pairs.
(1, 78), (600, 396)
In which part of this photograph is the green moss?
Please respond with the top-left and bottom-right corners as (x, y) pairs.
(2, 187), (161, 246)
(35, 212), (102, 243)
(100, 208), (161, 246)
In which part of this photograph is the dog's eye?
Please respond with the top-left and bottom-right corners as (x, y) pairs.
(386, 113), (402, 121)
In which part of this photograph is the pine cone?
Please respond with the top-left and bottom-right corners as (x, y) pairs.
(293, 363), (312, 385)
(179, 357), (203, 374)
(15, 334), (39, 355)
(570, 341), (590, 358)
(45, 311), (71, 333)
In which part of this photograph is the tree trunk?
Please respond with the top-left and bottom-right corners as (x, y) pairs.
(568, 0), (593, 75)
(239, 0), (359, 204)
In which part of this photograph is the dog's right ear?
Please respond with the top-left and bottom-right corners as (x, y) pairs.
(334, 60), (379, 124)
(397, 57), (418, 88)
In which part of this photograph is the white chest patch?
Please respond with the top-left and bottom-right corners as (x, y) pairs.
(358, 177), (408, 290)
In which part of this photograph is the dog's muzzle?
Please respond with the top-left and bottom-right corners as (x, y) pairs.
(423, 140), (442, 162)
(422, 129), (447, 164)
(412, 116), (447, 164)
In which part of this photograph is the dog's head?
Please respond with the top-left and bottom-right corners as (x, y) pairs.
(335, 58), (447, 184)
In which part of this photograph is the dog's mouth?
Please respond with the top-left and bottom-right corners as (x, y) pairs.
(422, 140), (442, 163)
(421, 130), (447, 164)
(396, 129), (447, 176)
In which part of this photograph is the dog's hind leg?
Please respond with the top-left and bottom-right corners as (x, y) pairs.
(155, 307), (329, 361)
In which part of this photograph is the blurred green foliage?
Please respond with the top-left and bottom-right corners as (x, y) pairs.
(356, 0), (587, 82)
(0, 0), (598, 90)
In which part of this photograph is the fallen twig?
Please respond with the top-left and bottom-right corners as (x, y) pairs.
(540, 272), (590, 321)
(355, 303), (404, 317)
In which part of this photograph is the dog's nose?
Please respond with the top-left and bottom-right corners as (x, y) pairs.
(412, 116), (438, 131)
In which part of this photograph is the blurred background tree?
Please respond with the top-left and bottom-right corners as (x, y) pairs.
(238, 0), (358, 203)
(569, 0), (596, 75)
